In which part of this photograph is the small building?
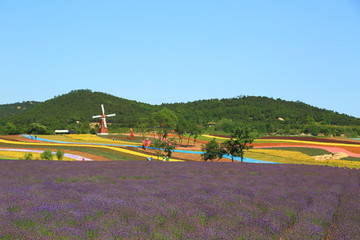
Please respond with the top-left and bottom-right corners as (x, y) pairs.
(54, 130), (70, 134)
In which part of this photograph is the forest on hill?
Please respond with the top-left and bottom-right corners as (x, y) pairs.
(0, 101), (40, 118)
(0, 89), (359, 137)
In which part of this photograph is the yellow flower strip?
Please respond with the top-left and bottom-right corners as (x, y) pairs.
(0, 139), (183, 162)
(202, 135), (230, 140)
(64, 134), (142, 146)
(249, 149), (312, 161)
(0, 150), (74, 161)
(254, 139), (360, 148)
(203, 135), (360, 148)
(248, 149), (360, 169)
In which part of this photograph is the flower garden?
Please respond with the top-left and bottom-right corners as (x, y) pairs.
(1, 134), (360, 239)
(0, 149), (75, 161)
(0, 134), (360, 167)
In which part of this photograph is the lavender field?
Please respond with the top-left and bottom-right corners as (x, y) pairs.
(1, 161), (360, 240)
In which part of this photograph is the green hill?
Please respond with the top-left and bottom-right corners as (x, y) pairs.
(161, 96), (360, 135)
(0, 101), (40, 118)
(0, 89), (359, 136)
(1, 90), (154, 131)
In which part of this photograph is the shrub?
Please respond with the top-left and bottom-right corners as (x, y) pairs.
(23, 152), (33, 160)
(56, 150), (64, 161)
(40, 149), (53, 160)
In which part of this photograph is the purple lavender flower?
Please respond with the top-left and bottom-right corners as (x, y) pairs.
(0, 160), (359, 239)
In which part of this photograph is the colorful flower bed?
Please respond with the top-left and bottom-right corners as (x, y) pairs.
(262, 136), (360, 145)
(1, 161), (359, 239)
(249, 149), (312, 162)
(0, 149), (75, 161)
(248, 149), (360, 168)
(65, 134), (142, 146)
(253, 143), (360, 158)
(0, 136), (183, 162)
(1, 134), (360, 166)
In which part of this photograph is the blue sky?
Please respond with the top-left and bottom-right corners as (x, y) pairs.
(1, 0), (359, 117)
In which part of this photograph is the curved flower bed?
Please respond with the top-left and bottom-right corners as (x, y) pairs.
(0, 137), (182, 162)
(250, 149), (312, 161)
(0, 148), (89, 161)
(253, 144), (360, 158)
(261, 136), (360, 145)
(65, 134), (142, 146)
(248, 149), (360, 168)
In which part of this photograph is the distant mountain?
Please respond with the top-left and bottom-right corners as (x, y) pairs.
(1, 89), (359, 135)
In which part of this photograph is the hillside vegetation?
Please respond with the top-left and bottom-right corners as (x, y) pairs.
(0, 101), (40, 118)
(0, 89), (359, 136)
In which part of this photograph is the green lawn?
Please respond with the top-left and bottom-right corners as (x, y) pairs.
(263, 147), (331, 156)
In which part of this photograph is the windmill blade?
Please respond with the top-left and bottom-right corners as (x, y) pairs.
(106, 113), (116, 117)
(92, 115), (102, 118)
(103, 118), (107, 128)
(101, 104), (105, 115)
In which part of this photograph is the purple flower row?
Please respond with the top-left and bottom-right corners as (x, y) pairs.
(0, 160), (359, 239)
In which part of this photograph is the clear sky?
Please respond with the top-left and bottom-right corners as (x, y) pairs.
(1, 0), (359, 117)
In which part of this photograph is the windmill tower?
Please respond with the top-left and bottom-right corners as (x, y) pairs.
(92, 104), (116, 135)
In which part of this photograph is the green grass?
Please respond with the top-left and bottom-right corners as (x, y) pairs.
(13, 219), (36, 230)
(245, 152), (290, 163)
(101, 134), (144, 143)
(85, 229), (100, 239)
(0, 234), (13, 240)
(263, 148), (360, 162)
(265, 147), (331, 156)
(342, 157), (360, 162)
(34, 135), (84, 143)
(7, 206), (21, 212)
(0, 154), (17, 160)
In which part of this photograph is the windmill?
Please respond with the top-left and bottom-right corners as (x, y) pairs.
(92, 104), (116, 135)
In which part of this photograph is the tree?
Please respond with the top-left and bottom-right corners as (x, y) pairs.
(40, 149), (53, 160)
(137, 123), (151, 138)
(222, 126), (254, 162)
(152, 139), (164, 160)
(151, 139), (176, 160)
(216, 118), (236, 133)
(4, 123), (19, 135)
(27, 123), (49, 135)
(163, 141), (175, 159)
(56, 149), (64, 161)
(151, 108), (178, 140)
(190, 124), (203, 145)
(201, 138), (224, 162)
(175, 118), (190, 144)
